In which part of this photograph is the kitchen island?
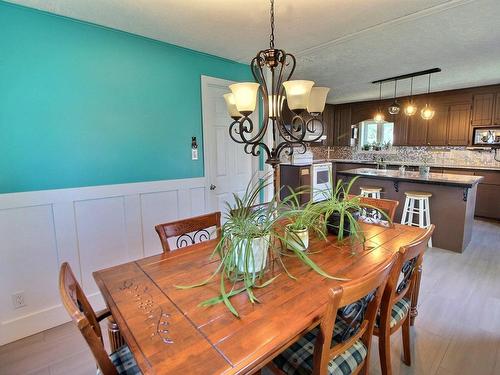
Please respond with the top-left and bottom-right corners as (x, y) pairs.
(337, 168), (483, 252)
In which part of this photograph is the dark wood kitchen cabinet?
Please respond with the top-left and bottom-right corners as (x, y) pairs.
(334, 105), (352, 146)
(426, 101), (448, 146)
(392, 111), (409, 146)
(495, 93), (500, 124)
(475, 184), (500, 218)
(447, 103), (471, 145)
(471, 93), (495, 126)
(350, 102), (376, 125)
(407, 101), (428, 145)
(323, 104), (335, 146)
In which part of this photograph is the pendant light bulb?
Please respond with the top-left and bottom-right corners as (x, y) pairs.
(374, 111), (385, 123)
(421, 104), (435, 120)
(404, 77), (417, 116)
(374, 82), (385, 122)
(420, 74), (435, 120)
(404, 103), (418, 116)
(388, 80), (400, 115)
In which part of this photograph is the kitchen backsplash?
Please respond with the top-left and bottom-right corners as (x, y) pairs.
(311, 146), (500, 168)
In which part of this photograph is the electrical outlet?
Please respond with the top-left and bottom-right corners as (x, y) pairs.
(11, 292), (26, 309)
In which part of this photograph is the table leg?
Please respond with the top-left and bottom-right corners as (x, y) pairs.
(410, 263), (423, 326)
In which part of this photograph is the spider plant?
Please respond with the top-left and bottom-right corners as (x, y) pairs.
(283, 187), (325, 251)
(176, 174), (348, 317)
(315, 176), (392, 242)
(314, 176), (365, 242)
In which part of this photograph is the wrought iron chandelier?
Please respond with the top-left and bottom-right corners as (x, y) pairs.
(223, 0), (330, 168)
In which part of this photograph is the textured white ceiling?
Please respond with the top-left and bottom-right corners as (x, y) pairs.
(7, 0), (500, 103)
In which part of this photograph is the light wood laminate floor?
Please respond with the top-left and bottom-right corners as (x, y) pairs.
(1, 219), (499, 375)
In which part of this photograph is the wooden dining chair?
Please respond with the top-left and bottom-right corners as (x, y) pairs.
(59, 262), (141, 375)
(374, 225), (435, 375)
(155, 211), (221, 252)
(347, 194), (399, 223)
(270, 252), (397, 375)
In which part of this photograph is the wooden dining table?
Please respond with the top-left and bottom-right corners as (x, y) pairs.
(93, 222), (426, 375)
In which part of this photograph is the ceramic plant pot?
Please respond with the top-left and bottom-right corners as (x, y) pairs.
(234, 235), (270, 274)
(285, 224), (309, 252)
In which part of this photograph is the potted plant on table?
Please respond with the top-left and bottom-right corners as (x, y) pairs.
(283, 188), (325, 252)
(314, 177), (365, 242)
(177, 175), (347, 317)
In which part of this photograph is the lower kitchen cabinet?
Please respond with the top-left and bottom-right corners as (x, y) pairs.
(475, 184), (500, 219)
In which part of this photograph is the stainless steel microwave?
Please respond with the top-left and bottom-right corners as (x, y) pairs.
(472, 127), (500, 148)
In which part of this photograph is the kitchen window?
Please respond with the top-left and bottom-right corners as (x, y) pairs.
(359, 120), (394, 148)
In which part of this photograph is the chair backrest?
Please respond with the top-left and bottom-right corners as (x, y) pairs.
(312, 254), (397, 375)
(357, 195), (399, 221)
(155, 211), (221, 252)
(378, 225), (435, 330)
(59, 262), (118, 375)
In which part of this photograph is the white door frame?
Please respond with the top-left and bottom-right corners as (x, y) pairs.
(200, 75), (260, 211)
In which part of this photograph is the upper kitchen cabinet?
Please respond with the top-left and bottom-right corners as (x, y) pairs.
(334, 104), (352, 146)
(495, 93), (500, 124)
(426, 100), (449, 146)
(407, 99), (429, 145)
(392, 110), (409, 146)
(350, 101), (377, 124)
(471, 93), (495, 126)
(323, 104), (335, 147)
(447, 103), (471, 145)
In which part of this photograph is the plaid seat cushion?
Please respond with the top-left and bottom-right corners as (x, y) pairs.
(97, 345), (142, 375)
(376, 297), (411, 328)
(273, 322), (368, 375)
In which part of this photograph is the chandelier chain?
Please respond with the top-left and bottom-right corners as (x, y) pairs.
(269, 0), (275, 49)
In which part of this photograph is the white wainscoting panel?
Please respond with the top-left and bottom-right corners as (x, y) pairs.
(0, 177), (207, 345)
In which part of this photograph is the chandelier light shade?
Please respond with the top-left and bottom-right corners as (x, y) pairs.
(307, 87), (330, 114)
(222, 0), (330, 169)
(420, 73), (435, 120)
(229, 82), (260, 115)
(282, 80), (315, 111)
(223, 93), (242, 119)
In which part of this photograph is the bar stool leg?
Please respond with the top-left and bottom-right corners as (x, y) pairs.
(408, 198), (416, 226)
(418, 198), (425, 229)
(401, 197), (410, 225)
(425, 198), (433, 247)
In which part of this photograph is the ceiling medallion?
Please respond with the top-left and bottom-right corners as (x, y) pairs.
(222, 0), (330, 169)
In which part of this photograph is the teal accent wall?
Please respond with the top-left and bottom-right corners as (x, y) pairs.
(0, 1), (252, 193)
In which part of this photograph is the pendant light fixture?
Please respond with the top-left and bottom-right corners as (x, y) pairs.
(374, 82), (385, 123)
(420, 73), (435, 120)
(388, 80), (400, 115)
(404, 77), (418, 116)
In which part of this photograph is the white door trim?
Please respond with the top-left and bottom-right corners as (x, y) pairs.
(200, 75), (260, 210)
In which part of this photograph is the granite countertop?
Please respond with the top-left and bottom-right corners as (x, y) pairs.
(326, 159), (500, 171)
(337, 168), (483, 187)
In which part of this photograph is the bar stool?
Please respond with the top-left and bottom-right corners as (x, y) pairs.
(401, 191), (433, 247)
(360, 186), (382, 199)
